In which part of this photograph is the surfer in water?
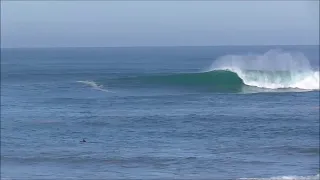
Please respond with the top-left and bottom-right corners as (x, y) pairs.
(80, 138), (86, 143)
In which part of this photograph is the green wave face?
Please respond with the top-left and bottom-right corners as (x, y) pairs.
(138, 70), (245, 92)
(103, 69), (319, 93)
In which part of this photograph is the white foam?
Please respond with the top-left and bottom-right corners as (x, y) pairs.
(209, 49), (319, 90)
(77, 80), (109, 92)
(239, 174), (319, 180)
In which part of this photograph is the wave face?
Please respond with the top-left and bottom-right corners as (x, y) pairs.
(140, 70), (244, 92)
(208, 49), (319, 90)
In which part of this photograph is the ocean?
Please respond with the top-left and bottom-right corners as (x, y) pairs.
(1, 45), (319, 180)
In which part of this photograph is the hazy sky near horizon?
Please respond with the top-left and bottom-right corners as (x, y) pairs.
(1, 1), (319, 48)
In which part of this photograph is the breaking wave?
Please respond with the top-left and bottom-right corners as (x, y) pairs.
(83, 49), (319, 93)
(238, 174), (319, 180)
(207, 49), (319, 90)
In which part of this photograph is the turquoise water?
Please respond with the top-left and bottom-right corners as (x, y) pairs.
(1, 46), (319, 179)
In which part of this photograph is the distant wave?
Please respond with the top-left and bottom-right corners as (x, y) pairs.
(238, 174), (319, 180)
(77, 80), (109, 92)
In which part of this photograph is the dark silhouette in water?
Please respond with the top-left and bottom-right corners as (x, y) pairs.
(80, 138), (86, 143)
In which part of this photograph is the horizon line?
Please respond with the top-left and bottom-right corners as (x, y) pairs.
(1, 44), (319, 49)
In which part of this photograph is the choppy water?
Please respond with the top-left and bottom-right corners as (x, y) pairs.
(1, 46), (319, 179)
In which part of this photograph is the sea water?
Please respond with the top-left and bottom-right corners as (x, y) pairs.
(1, 45), (319, 179)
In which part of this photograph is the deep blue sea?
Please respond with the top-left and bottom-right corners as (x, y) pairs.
(1, 46), (319, 180)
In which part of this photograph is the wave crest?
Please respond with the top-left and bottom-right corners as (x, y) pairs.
(209, 49), (319, 90)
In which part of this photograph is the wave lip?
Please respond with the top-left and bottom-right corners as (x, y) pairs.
(209, 49), (319, 90)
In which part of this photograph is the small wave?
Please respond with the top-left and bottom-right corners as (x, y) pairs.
(238, 174), (319, 180)
(77, 80), (109, 92)
(2, 155), (181, 167)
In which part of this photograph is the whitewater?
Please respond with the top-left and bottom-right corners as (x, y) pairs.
(208, 49), (319, 90)
(239, 174), (319, 180)
(77, 80), (109, 92)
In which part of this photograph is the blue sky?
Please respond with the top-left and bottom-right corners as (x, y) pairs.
(1, 1), (319, 48)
